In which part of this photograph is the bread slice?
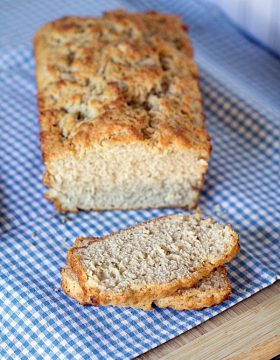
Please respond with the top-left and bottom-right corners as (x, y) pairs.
(34, 11), (210, 212)
(62, 214), (239, 310)
(62, 265), (231, 310)
(155, 266), (231, 310)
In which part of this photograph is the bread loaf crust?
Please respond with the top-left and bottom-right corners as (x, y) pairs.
(34, 11), (210, 157)
(34, 10), (211, 212)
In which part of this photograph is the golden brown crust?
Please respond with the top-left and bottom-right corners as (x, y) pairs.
(65, 215), (239, 307)
(61, 265), (231, 311)
(61, 267), (86, 304)
(157, 291), (230, 311)
(34, 10), (210, 163)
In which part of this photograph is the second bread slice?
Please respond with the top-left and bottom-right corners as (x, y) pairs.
(155, 266), (231, 310)
(64, 214), (239, 309)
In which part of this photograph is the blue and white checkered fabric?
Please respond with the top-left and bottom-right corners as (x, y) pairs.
(0, 1), (279, 359)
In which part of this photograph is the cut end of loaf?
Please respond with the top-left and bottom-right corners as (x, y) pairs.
(44, 143), (209, 212)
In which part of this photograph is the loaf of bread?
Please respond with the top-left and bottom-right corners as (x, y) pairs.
(61, 214), (239, 310)
(34, 10), (211, 212)
(62, 265), (231, 310)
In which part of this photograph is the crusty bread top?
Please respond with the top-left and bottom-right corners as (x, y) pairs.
(34, 10), (210, 161)
(67, 214), (239, 296)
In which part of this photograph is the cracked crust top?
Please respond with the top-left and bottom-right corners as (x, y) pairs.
(34, 10), (210, 162)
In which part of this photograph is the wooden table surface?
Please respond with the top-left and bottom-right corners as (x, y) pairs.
(139, 281), (280, 360)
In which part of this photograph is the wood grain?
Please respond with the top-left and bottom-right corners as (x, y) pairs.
(139, 281), (280, 360)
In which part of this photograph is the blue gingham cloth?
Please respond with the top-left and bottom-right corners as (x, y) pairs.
(0, 1), (279, 359)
